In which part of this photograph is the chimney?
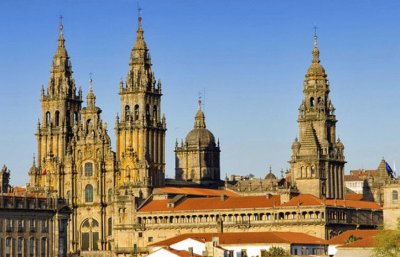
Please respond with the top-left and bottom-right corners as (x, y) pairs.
(188, 247), (194, 256)
(220, 194), (227, 201)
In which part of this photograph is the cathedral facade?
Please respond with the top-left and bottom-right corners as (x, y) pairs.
(21, 14), (382, 257)
(27, 16), (166, 256)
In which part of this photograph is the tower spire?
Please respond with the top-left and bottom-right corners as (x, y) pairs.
(312, 25), (320, 64)
(194, 97), (206, 129)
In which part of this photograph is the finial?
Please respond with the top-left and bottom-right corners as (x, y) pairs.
(89, 72), (93, 91)
(32, 153), (36, 166)
(59, 15), (64, 32)
(313, 24), (318, 46)
(137, 2), (143, 26)
(269, 165), (272, 174)
(311, 25), (320, 64)
(198, 95), (202, 111)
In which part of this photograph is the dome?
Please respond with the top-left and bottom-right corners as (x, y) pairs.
(265, 172), (276, 180)
(185, 128), (216, 147)
(305, 36), (327, 80)
(291, 137), (300, 150)
(184, 99), (216, 147)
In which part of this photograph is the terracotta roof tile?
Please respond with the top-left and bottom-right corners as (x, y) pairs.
(151, 232), (327, 247)
(139, 195), (280, 212)
(345, 193), (363, 201)
(328, 230), (379, 245)
(337, 236), (376, 248)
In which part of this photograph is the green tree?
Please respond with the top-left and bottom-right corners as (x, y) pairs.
(261, 246), (290, 257)
(373, 219), (400, 257)
(345, 235), (362, 243)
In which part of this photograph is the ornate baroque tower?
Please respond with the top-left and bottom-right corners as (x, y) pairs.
(175, 99), (221, 185)
(29, 21), (82, 196)
(290, 34), (345, 199)
(115, 15), (166, 198)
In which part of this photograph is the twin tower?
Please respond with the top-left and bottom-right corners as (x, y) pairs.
(27, 15), (221, 200)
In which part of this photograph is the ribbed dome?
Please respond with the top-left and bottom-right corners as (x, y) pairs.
(265, 172), (276, 180)
(185, 128), (216, 147)
(185, 100), (216, 147)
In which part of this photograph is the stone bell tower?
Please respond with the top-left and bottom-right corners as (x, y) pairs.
(115, 14), (166, 198)
(29, 19), (82, 196)
(290, 34), (346, 199)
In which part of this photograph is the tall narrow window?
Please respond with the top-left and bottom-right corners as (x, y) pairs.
(46, 112), (51, 126)
(66, 111), (70, 127)
(108, 189), (112, 202)
(125, 105), (130, 120)
(146, 104), (150, 119)
(55, 111), (60, 126)
(29, 238), (34, 257)
(153, 105), (157, 119)
(108, 218), (112, 236)
(134, 105), (139, 120)
(310, 97), (315, 107)
(17, 238), (23, 257)
(393, 190), (398, 201)
(84, 163), (93, 177)
(5, 238), (11, 257)
(41, 238), (46, 257)
(85, 185), (94, 203)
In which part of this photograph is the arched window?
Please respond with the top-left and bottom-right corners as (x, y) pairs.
(46, 112), (51, 126)
(85, 185), (94, 203)
(306, 166), (310, 178)
(153, 105), (157, 119)
(392, 190), (398, 201)
(84, 163), (93, 177)
(5, 237), (11, 257)
(66, 191), (71, 204)
(146, 104), (150, 119)
(55, 111), (60, 126)
(29, 238), (35, 257)
(311, 166), (316, 177)
(81, 219), (100, 251)
(125, 105), (130, 120)
(108, 218), (112, 236)
(134, 105), (139, 120)
(310, 97), (315, 107)
(41, 238), (47, 257)
(74, 112), (79, 123)
(66, 111), (70, 126)
(17, 237), (23, 257)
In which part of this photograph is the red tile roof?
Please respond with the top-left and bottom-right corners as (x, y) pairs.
(328, 230), (379, 245)
(139, 195), (280, 212)
(154, 187), (238, 197)
(139, 193), (381, 213)
(281, 194), (381, 210)
(337, 236), (376, 248)
(345, 193), (363, 201)
(151, 232), (327, 247)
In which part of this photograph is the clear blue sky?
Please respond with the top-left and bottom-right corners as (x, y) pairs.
(1, 0), (400, 186)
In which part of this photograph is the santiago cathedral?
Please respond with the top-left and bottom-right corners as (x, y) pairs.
(11, 13), (382, 257)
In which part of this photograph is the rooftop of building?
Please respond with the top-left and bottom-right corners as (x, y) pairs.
(150, 231), (327, 247)
(328, 229), (379, 245)
(336, 236), (376, 248)
(138, 193), (381, 213)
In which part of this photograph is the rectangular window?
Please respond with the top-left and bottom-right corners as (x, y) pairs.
(5, 238), (11, 257)
(6, 219), (12, 232)
(148, 237), (153, 243)
(17, 238), (23, 257)
(18, 220), (23, 232)
(29, 238), (34, 257)
(82, 233), (89, 251)
(93, 232), (99, 251)
(84, 163), (93, 177)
